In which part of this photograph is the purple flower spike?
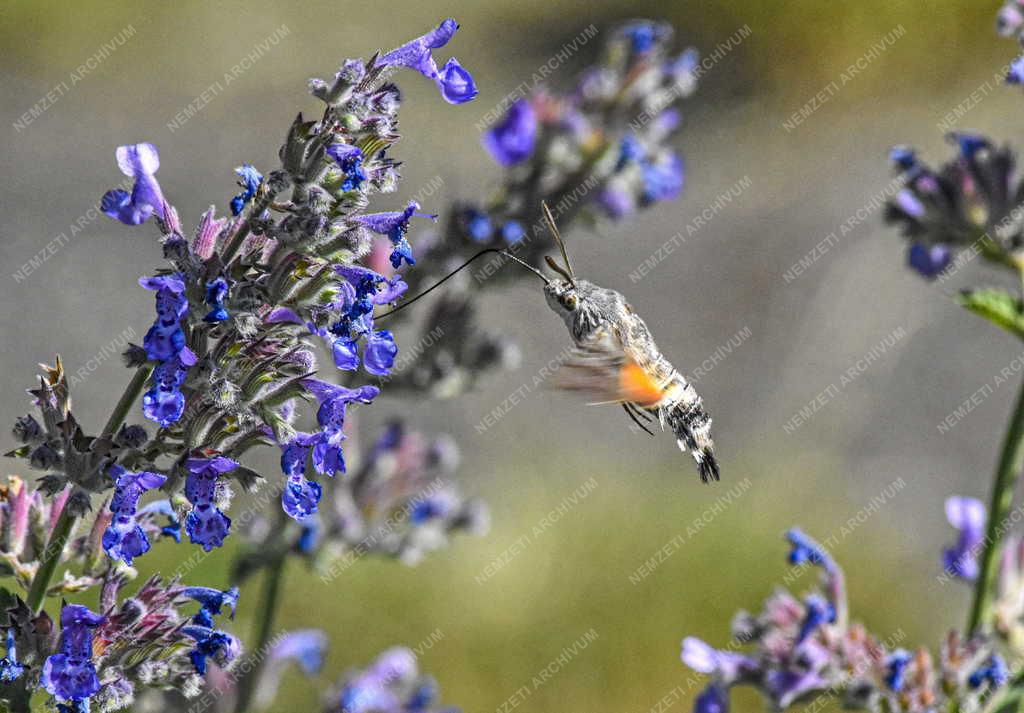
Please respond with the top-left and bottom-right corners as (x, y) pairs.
(482, 99), (537, 166)
(101, 142), (166, 225)
(41, 605), (104, 704)
(379, 19), (477, 104)
(102, 465), (167, 565)
(184, 457), (238, 551)
(943, 495), (986, 580)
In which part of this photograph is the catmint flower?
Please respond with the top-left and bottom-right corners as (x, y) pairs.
(142, 354), (194, 427)
(785, 527), (836, 573)
(101, 143), (166, 225)
(102, 465), (167, 564)
(0, 629), (24, 683)
(137, 499), (182, 542)
(694, 684), (728, 713)
(184, 456), (238, 551)
(327, 144), (367, 192)
(461, 208), (493, 242)
(41, 605), (104, 705)
(796, 594), (835, 643)
(182, 586), (239, 628)
(501, 220), (525, 243)
(969, 654), (1009, 689)
(230, 163), (263, 216)
(378, 18), (478, 104)
(884, 649), (911, 691)
(182, 625), (240, 675)
(282, 473), (323, 520)
(641, 153), (685, 204)
(943, 496), (986, 580)
(619, 19), (670, 53)
(356, 201), (437, 268)
(363, 330), (398, 375)
(884, 132), (1024, 279)
(907, 243), (951, 278)
(302, 379), (379, 476)
(482, 98), (537, 166)
(203, 277), (230, 323)
(1009, 55), (1024, 84)
(680, 637), (755, 683)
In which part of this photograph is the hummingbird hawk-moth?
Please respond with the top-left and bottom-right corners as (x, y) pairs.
(536, 203), (720, 484)
(377, 203), (720, 483)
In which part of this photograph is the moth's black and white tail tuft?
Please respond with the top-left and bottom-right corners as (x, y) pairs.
(665, 398), (720, 484)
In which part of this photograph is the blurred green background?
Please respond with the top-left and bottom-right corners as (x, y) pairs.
(1, 0), (1021, 711)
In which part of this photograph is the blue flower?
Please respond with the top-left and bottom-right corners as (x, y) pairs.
(102, 465), (167, 565)
(969, 654), (1009, 689)
(942, 495), (986, 580)
(680, 637), (754, 684)
(884, 650), (911, 691)
(796, 594), (835, 643)
(618, 20), (669, 53)
(950, 131), (990, 159)
(139, 274), (190, 361)
(101, 143), (166, 225)
(0, 629), (25, 683)
(642, 153), (685, 204)
(297, 520), (320, 553)
(785, 527), (835, 573)
(302, 379), (379, 477)
(142, 355), (193, 427)
(282, 474), (323, 520)
(463, 209), (493, 242)
(482, 99), (537, 166)
(501, 220), (525, 243)
(41, 605), (104, 704)
(332, 338), (361, 371)
(327, 144), (367, 192)
(137, 499), (182, 542)
(230, 164), (262, 216)
(694, 684), (728, 713)
(269, 630), (327, 675)
(182, 625), (239, 675)
(1009, 56), (1024, 84)
(183, 586), (239, 628)
(379, 19), (478, 104)
(356, 201), (437, 268)
(364, 330), (398, 376)
(203, 278), (230, 323)
(184, 456), (238, 551)
(889, 145), (918, 172)
(907, 243), (951, 279)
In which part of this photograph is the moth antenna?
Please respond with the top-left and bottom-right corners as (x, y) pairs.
(376, 248), (547, 320)
(544, 255), (574, 283)
(541, 201), (575, 285)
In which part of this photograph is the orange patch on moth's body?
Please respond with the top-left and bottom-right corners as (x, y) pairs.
(617, 361), (666, 407)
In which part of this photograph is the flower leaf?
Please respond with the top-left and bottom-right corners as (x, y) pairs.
(958, 288), (1024, 340)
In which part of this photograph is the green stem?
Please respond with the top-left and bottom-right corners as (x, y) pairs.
(26, 365), (153, 614)
(968, 374), (1024, 635)
(234, 554), (286, 713)
(25, 498), (78, 613)
(101, 364), (153, 438)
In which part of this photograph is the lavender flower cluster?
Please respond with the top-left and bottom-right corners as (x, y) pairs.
(2, 16), (703, 713)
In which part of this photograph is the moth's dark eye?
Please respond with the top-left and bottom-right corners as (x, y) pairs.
(560, 293), (578, 310)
